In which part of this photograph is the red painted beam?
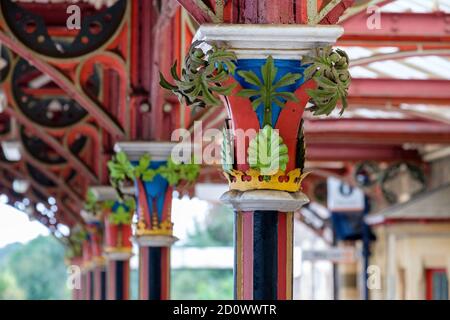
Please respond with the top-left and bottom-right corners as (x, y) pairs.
(320, 0), (354, 25)
(178, 0), (353, 24)
(304, 119), (450, 144)
(176, 0), (212, 24)
(306, 144), (420, 162)
(339, 12), (450, 49)
(348, 78), (450, 106)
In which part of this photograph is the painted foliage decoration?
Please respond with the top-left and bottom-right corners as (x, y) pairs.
(107, 151), (200, 190)
(83, 189), (132, 239)
(84, 189), (100, 215)
(65, 227), (87, 260)
(221, 126), (234, 174)
(303, 47), (351, 115)
(159, 40), (237, 108)
(237, 56), (302, 126)
(108, 199), (135, 225)
(247, 125), (289, 176)
(107, 151), (199, 238)
(160, 36), (350, 192)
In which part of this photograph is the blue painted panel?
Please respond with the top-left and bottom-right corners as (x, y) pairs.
(233, 59), (308, 127)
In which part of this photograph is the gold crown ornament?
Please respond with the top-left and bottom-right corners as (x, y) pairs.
(224, 168), (308, 192)
(135, 218), (173, 237)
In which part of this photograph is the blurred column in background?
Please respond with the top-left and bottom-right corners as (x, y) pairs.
(103, 201), (133, 300)
(115, 142), (178, 300)
(82, 238), (94, 300)
(89, 229), (107, 300)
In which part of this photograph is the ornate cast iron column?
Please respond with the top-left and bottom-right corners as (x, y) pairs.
(90, 186), (133, 300)
(90, 228), (107, 300)
(81, 238), (94, 300)
(80, 215), (107, 300)
(194, 25), (344, 300)
(115, 142), (178, 300)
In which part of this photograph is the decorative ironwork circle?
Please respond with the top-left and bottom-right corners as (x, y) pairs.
(12, 59), (88, 128)
(1, 0), (127, 59)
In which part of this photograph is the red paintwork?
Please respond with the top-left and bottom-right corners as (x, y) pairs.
(241, 212), (254, 300)
(277, 213), (287, 300)
(276, 80), (316, 172)
(226, 80), (313, 171)
(305, 119), (450, 144)
(425, 268), (447, 300)
(307, 144), (420, 162)
(160, 247), (170, 300)
(82, 239), (92, 265)
(348, 79), (450, 106)
(178, 0), (354, 24)
(137, 179), (152, 227)
(340, 12), (450, 49)
(104, 210), (133, 250)
(90, 232), (103, 259)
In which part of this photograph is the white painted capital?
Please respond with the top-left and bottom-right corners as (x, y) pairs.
(104, 251), (133, 261)
(220, 190), (309, 212)
(114, 141), (177, 161)
(133, 235), (179, 247)
(80, 209), (101, 224)
(194, 24), (344, 59)
(89, 185), (135, 201)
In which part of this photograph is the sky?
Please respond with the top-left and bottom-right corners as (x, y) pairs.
(0, 203), (49, 249)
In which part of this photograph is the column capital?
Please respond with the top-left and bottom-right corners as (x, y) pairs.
(114, 141), (177, 161)
(194, 24), (344, 59)
(89, 185), (134, 201)
(134, 234), (178, 247)
(103, 248), (133, 261)
(221, 190), (309, 212)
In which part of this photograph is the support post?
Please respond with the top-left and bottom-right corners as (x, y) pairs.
(82, 239), (94, 300)
(194, 25), (344, 299)
(90, 186), (134, 300)
(89, 229), (107, 300)
(115, 142), (178, 300)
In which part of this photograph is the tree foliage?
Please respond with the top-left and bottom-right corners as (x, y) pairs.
(0, 236), (69, 300)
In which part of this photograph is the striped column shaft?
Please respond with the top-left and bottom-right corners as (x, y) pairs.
(84, 270), (94, 300)
(80, 272), (87, 300)
(235, 211), (294, 300)
(138, 246), (171, 300)
(93, 266), (107, 300)
(73, 287), (82, 300)
(107, 260), (130, 300)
